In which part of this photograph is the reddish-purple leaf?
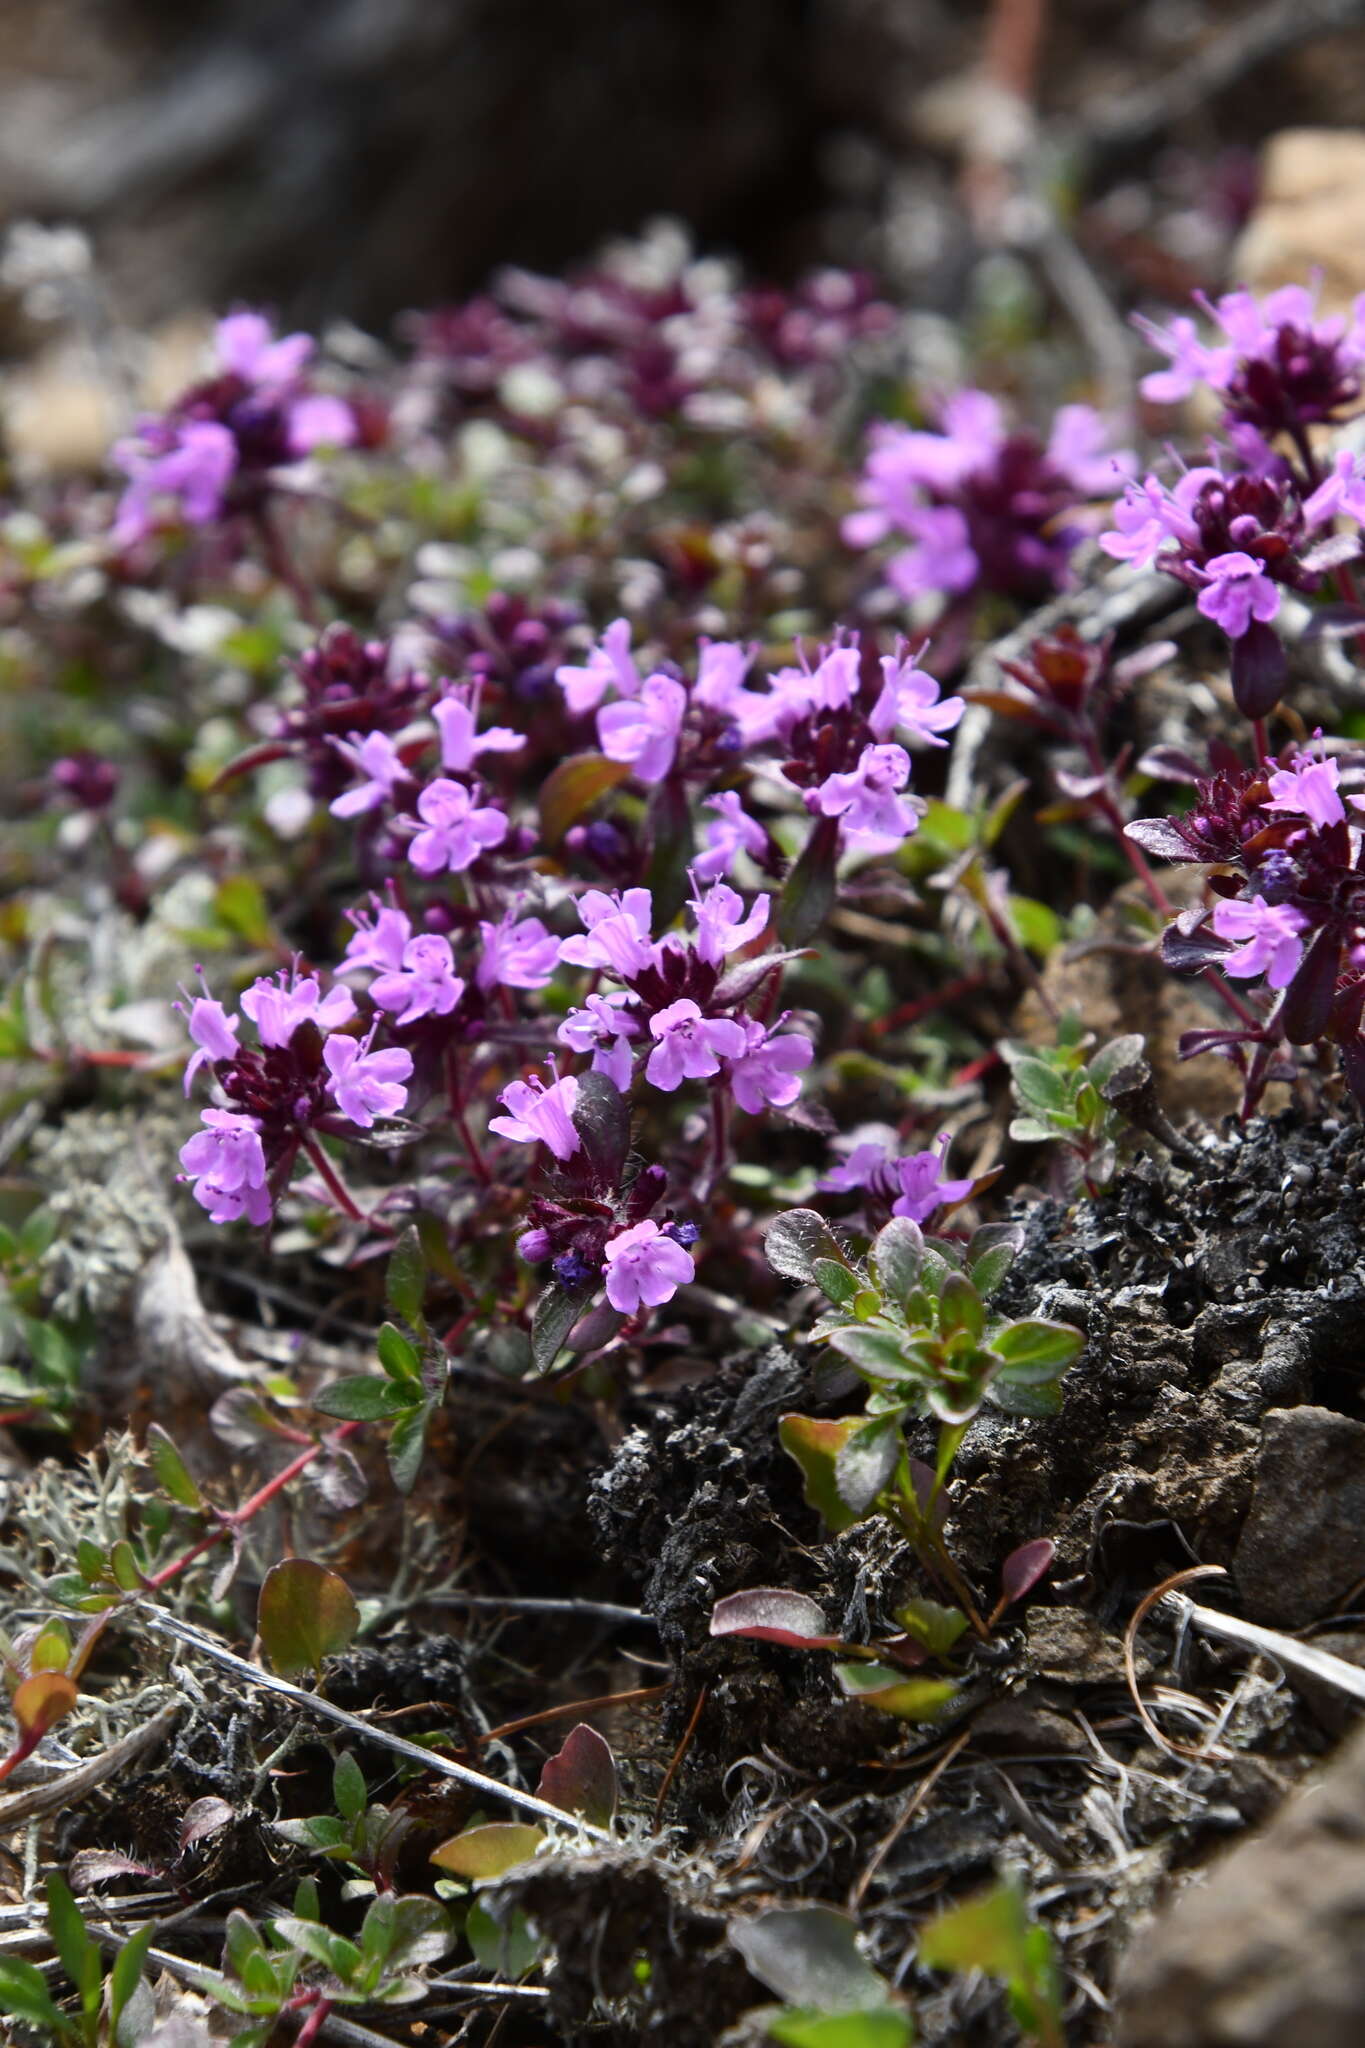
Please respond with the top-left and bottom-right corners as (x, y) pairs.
(69, 1850), (159, 1891)
(179, 1796), (235, 1856)
(998, 1538), (1055, 1610)
(709, 1587), (844, 1650)
(536, 1724), (617, 1829)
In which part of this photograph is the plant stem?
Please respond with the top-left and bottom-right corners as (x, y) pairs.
(444, 1048), (491, 1186)
(146, 1422), (363, 1591)
(300, 1135), (371, 1224)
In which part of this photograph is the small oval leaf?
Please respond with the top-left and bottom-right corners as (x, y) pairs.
(430, 1823), (547, 1880)
(257, 1559), (359, 1678)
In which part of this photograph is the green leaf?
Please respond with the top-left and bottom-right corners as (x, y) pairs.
(834, 1415), (903, 1516)
(985, 1379), (1064, 1419)
(110, 1923), (156, 2042)
(768, 2009), (915, 2048)
(937, 1274), (984, 1344)
(917, 1878), (1061, 2040)
(146, 1424), (203, 1510)
(778, 1414), (865, 1535)
(1008, 1057), (1071, 1113)
(384, 1897), (451, 1971)
(779, 815), (841, 945)
(812, 1258), (861, 1307)
(764, 1209), (853, 1285)
(465, 1899), (542, 1979)
(377, 1322), (423, 1386)
(257, 1560), (359, 1678)
(45, 1873), (100, 2011)
(0, 1955), (69, 2033)
(1008, 1115), (1062, 1145)
(430, 1823), (547, 1880)
(730, 1905), (888, 2012)
(333, 1753), (366, 1826)
(833, 1665), (960, 1722)
(271, 1918), (362, 1983)
(385, 1226), (427, 1327)
(827, 1325), (917, 1380)
(965, 1224), (1022, 1302)
(313, 1375), (414, 1420)
(387, 1397), (436, 1496)
(990, 1318), (1084, 1380)
(895, 1599), (969, 1657)
(531, 1273), (598, 1374)
(215, 874), (273, 946)
(870, 1218), (923, 1303)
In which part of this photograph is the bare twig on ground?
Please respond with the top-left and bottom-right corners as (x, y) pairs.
(136, 1606), (613, 1840)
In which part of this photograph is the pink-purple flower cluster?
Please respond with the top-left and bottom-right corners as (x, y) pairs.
(844, 390), (1134, 609)
(113, 313), (358, 547)
(177, 967), (412, 1226)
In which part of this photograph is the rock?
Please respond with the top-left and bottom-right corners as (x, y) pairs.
(1236, 129), (1365, 313)
(1115, 1722), (1365, 2048)
(1233, 1406), (1365, 1626)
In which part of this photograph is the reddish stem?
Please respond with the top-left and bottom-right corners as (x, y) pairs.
(146, 1422), (363, 1591)
(444, 1047), (491, 1186)
(300, 1135), (371, 1224)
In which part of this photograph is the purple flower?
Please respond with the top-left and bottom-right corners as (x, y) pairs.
(692, 639), (754, 713)
(112, 420), (238, 546)
(179, 1109), (271, 1226)
(216, 311), (315, 388)
(433, 689), (524, 773)
(602, 1219), (695, 1314)
(489, 1070), (581, 1160)
(556, 619), (641, 714)
(1264, 751), (1345, 831)
(692, 790), (768, 882)
(240, 970), (355, 1049)
(1303, 450), (1365, 529)
(1195, 552), (1281, 638)
(408, 778), (509, 874)
(285, 393), (355, 455)
(819, 1130), (974, 1222)
(869, 649), (965, 748)
(182, 995), (240, 1093)
(597, 674), (688, 784)
(645, 1000), (747, 1091)
(688, 878), (770, 965)
(476, 909), (561, 991)
(888, 1133), (976, 1223)
(369, 934), (466, 1025)
(559, 888), (655, 978)
(1211, 894), (1310, 988)
(558, 994), (639, 1091)
(342, 904), (413, 975)
(725, 1019), (814, 1113)
(323, 1034), (414, 1127)
(1099, 467), (1220, 570)
(816, 743), (918, 844)
(328, 731), (410, 818)
(1136, 284), (1365, 437)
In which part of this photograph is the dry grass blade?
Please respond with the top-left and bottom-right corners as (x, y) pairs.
(136, 1606), (612, 1840)
(0, 1701), (181, 1833)
(1123, 1565), (1233, 1762)
(1163, 1590), (1365, 1703)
